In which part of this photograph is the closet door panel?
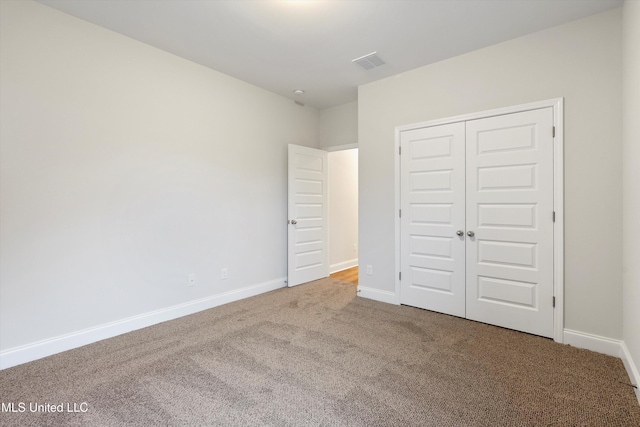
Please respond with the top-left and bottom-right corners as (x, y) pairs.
(465, 108), (555, 338)
(400, 123), (466, 317)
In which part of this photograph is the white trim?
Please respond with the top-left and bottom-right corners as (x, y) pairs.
(394, 98), (565, 343)
(0, 278), (286, 370)
(552, 99), (565, 343)
(356, 286), (398, 305)
(394, 126), (402, 306)
(562, 330), (640, 402)
(563, 329), (623, 357)
(621, 341), (640, 404)
(395, 98), (564, 132)
(330, 259), (358, 274)
(324, 143), (358, 152)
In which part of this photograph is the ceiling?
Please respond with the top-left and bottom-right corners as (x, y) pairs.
(37, 0), (622, 110)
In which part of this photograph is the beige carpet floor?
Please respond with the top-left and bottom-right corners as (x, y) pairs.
(1, 278), (639, 426)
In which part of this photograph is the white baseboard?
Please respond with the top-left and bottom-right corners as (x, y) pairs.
(330, 259), (358, 274)
(621, 341), (640, 405)
(563, 329), (623, 357)
(356, 286), (398, 305)
(0, 278), (286, 370)
(561, 328), (640, 402)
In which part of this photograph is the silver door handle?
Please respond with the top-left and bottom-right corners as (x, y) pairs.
(456, 230), (464, 236)
(290, 220), (297, 225)
(467, 230), (475, 237)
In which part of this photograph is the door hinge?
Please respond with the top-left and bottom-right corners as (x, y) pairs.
(399, 146), (402, 155)
(553, 211), (556, 222)
(399, 209), (402, 218)
(552, 126), (556, 138)
(553, 296), (556, 308)
(399, 271), (402, 280)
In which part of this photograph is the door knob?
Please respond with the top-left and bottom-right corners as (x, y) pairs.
(467, 230), (475, 237)
(290, 220), (297, 225)
(456, 230), (464, 236)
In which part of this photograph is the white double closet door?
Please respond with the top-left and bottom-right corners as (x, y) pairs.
(400, 108), (555, 338)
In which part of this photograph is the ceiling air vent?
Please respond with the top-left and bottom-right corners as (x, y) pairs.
(352, 52), (385, 70)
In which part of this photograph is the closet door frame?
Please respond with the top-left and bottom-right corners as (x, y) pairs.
(394, 98), (564, 343)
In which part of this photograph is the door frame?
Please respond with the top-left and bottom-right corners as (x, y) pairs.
(394, 98), (564, 343)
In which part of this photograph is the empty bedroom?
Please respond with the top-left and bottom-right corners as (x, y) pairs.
(1, 0), (639, 425)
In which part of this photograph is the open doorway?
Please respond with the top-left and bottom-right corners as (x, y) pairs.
(327, 147), (358, 285)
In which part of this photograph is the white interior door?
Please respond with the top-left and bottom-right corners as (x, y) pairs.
(287, 144), (329, 287)
(465, 108), (555, 338)
(400, 123), (466, 317)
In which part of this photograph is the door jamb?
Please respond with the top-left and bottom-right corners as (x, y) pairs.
(394, 98), (564, 343)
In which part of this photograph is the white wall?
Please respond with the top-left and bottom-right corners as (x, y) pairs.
(622, 0), (640, 401)
(358, 9), (623, 339)
(0, 0), (319, 358)
(319, 101), (358, 148)
(328, 149), (358, 273)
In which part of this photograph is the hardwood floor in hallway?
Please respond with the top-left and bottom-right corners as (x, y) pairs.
(330, 266), (358, 285)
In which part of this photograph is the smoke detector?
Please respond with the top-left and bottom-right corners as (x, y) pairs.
(352, 52), (385, 70)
